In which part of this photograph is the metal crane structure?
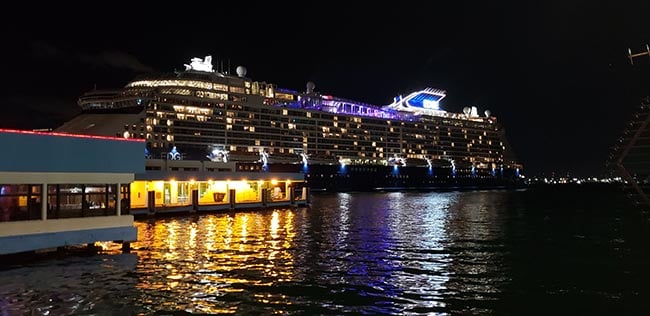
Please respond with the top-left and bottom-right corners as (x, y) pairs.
(612, 45), (650, 208)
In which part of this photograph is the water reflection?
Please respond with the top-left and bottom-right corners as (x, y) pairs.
(4, 189), (641, 314)
(0, 192), (515, 315)
(441, 191), (511, 314)
(0, 254), (139, 315)
(384, 192), (455, 312)
(129, 209), (301, 314)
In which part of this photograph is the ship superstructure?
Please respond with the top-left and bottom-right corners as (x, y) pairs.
(57, 56), (523, 190)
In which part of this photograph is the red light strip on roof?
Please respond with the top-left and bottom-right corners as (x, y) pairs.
(0, 128), (145, 142)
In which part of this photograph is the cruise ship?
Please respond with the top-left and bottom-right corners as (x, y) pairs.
(56, 56), (524, 191)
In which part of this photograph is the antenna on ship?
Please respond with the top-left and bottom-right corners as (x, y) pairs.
(228, 59), (231, 75)
(628, 44), (650, 65)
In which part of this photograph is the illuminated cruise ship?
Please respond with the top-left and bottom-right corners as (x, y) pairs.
(56, 56), (524, 191)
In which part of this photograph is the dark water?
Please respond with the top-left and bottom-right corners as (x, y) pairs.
(1, 186), (649, 315)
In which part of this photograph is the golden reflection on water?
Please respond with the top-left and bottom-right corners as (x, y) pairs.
(164, 221), (179, 259)
(188, 221), (197, 249)
(240, 214), (248, 244)
(284, 210), (294, 249)
(224, 215), (233, 249)
(270, 210), (280, 239)
(130, 209), (299, 314)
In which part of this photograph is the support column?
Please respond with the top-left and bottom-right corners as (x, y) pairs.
(229, 189), (236, 210)
(41, 183), (47, 220)
(148, 191), (155, 214)
(261, 188), (268, 207)
(191, 189), (198, 213)
(116, 182), (121, 216)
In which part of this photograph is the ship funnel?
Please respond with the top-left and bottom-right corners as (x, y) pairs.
(306, 81), (315, 94)
(470, 106), (479, 117)
(236, 66), (247, 77)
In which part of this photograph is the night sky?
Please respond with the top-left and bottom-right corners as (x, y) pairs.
(2, 2), (649, 177)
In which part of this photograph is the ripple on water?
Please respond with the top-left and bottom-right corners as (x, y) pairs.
(1, 188), (648, 315)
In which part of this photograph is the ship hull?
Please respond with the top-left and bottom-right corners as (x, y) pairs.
(253, 163), (524, 192)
